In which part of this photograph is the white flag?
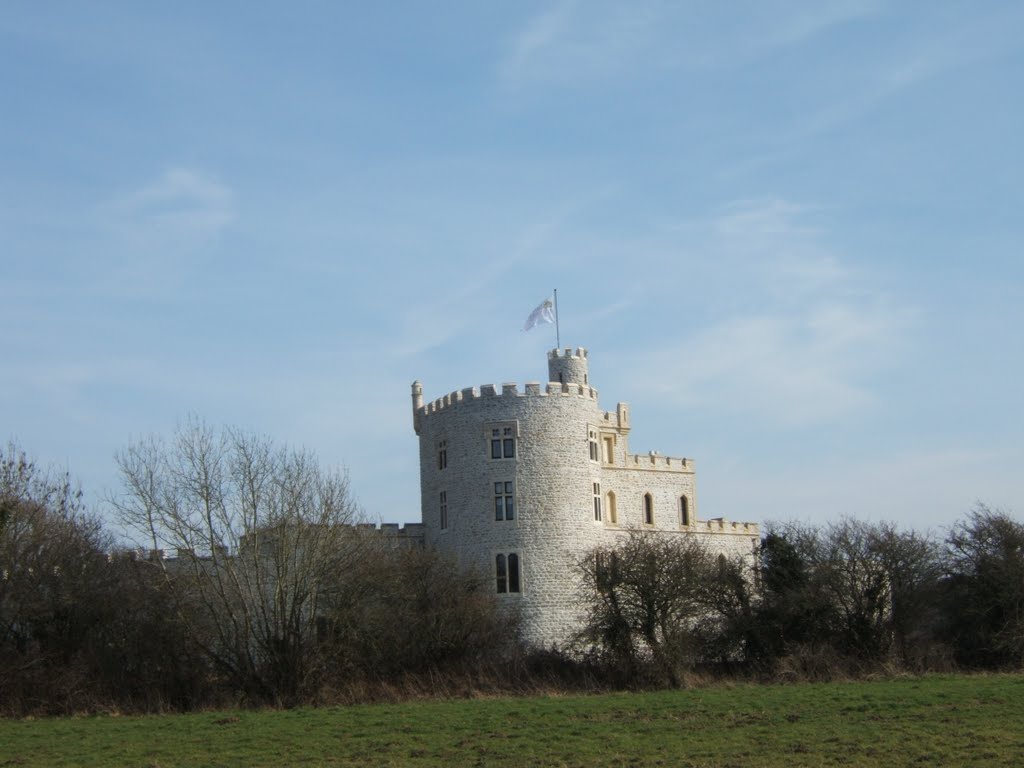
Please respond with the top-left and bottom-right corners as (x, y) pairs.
(522, 296), (555, 331)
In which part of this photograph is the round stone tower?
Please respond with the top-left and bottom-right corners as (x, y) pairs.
(409, 346), (746, 648)
(411, 347), (609, 645)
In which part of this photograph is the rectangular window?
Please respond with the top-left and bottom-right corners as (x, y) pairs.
(593, 482), (602, 521)
(437, 440), (448, 470)
(439, 490), (448, 529)
(490, 426), (516, 459)
(603, 436), (615, 464)
(589, 429), (599, 462)
(644, 493), (654, 525)
(494, 481), (514, 521)
(496, 553), (521, 594)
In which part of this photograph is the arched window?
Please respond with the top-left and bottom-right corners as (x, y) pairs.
(607, 491), (617, 525)
(679, 495), (690, 526)
(508, 553), (520, 593)
(496, 553), (521, 594)
(496, 554), (507, 593)
(643, 493), (654, 525)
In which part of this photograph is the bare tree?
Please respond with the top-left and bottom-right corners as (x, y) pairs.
(109, 417), (364, 704)
(755, 519), (943, 669)
(576, 531), (731, 684)
(0, 442), (111, 713)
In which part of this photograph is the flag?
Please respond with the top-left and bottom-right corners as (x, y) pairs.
(522, 296), (555, 331)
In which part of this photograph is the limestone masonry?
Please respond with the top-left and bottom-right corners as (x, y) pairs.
(411, 347), (759, 648)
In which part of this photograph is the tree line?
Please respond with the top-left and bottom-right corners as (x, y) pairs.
(0, 424), (517, 715)
(2, 423), (1023, 714)
(575, 510), (1024, 685)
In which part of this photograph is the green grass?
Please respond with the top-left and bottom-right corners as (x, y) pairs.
(2, 674), (1023, 767)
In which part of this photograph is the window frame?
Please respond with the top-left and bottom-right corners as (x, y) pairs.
(494, 480), (515, 521)
(643, 492), (654, 526)
(495, 552), (521, 594)
(487, 422), (518, 460)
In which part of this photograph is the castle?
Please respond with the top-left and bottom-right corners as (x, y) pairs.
(411, 347), (759, 648)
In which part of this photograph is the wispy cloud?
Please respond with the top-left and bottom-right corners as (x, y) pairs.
(629, 198), (916, 426)
(797, 5), (1024, 136)
(111, 167), (235, 241)
(93, 168), (236, 296)
(498, 0), (877, 89)
(498, 0), (667, 88)
(390, 187), (615, 359)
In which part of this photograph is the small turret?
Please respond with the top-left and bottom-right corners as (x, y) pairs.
(411, 381), (424, 434)
(547, 347), (589, 387)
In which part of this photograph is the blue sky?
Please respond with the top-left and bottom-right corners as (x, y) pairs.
(3, 1), (1022, 536)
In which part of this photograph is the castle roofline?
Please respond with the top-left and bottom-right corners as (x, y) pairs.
(417, 380), (599, 419)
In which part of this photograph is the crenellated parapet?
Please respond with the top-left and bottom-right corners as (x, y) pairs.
(618, 452), (695, 472)
(547, 346), (588, 361)
(694, 518), (760, 536)
(414, 379), (600, 421)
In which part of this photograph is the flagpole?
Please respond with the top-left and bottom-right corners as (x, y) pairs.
(553, 288), (561, 349)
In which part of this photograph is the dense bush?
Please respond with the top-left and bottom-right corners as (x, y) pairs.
(942, 505), (1024, 668)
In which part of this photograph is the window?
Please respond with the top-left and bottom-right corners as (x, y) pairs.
(494, 481), (514, 521)
(603, 436), (615, 464)
(589, 429), (599, 462)
(490, 426), (516, 459)
(437, 440), (448, 470)
(593, 482), (602, 521)
(643, 493), (654, 525)
(679, 495), (690, 526)
(439, 490), (448, 530)
(606, 490), (617, 525)
(496, 553), (521, 593)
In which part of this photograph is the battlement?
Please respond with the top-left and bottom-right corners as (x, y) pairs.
(618, 451), (694, 472)
(695, 518), (760, 536)
(357, 522), (425, 540)
(418, 380), (599, 419)
(547, 346), (588, 361)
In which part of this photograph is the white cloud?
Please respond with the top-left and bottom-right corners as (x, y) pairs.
(92, 167), (236, 297)
(498, 0), (666, 88)
(628, 198), (916, 426)
(115, 167), (235, 240)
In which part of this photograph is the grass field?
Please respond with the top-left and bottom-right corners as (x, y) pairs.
(2, 674), (1022, 767)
